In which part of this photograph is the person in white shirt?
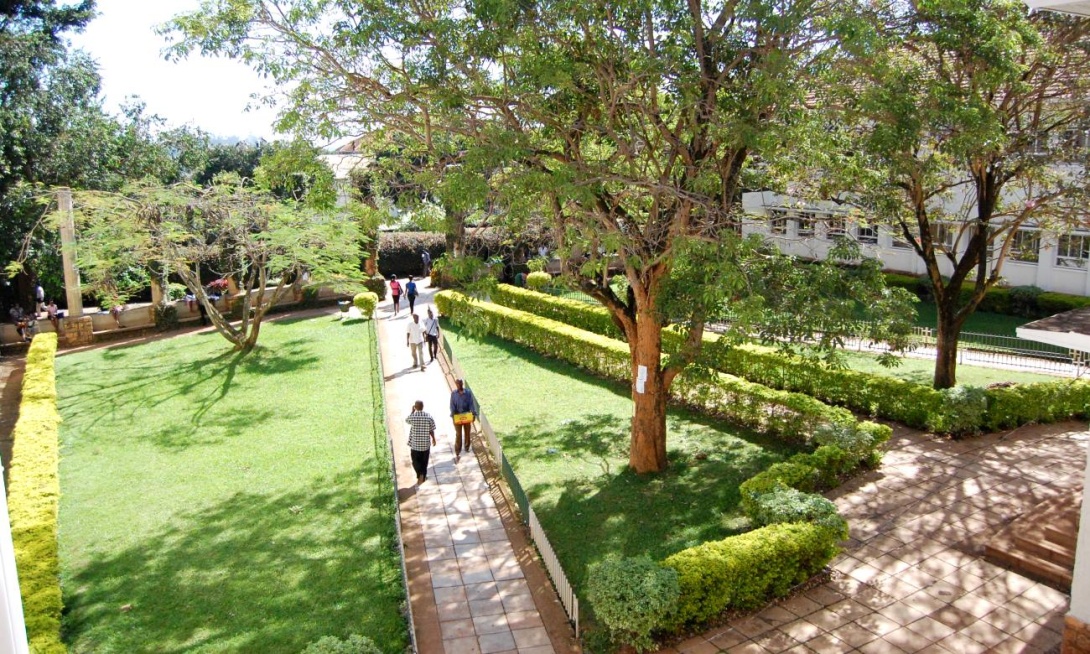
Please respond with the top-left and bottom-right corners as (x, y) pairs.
(406, 313), (426, 371)
(423, 308), (440, 362)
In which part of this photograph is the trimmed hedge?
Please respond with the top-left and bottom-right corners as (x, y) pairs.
(488, 284), (1090, 434)
(437, 291), (890, 446)
(662, 522), (843, 628)
(7, 334), (66, 654)
(377, 232), (447, 277)
(883, 271), (1090, 318)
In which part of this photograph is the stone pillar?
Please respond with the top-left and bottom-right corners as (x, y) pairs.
(62, 316), (94, 347)
(1064, 437), (1090, 653)
(150, 278), (164, 305)
(57, 188), (83, 318)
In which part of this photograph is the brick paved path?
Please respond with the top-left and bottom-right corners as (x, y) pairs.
(661, 422), (1085, 654)
(376, 280), (577, 654)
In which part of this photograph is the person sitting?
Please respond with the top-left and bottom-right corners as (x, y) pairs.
(110, 304), (124, 328)
(45, 299), (61, 333)
(9, 305), (31, 342)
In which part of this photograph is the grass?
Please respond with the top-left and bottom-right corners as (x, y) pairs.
(55, 315), (407, 654)
(442, 322), (798, 595)
(912, 302), (1031, 336)
(839, 350), (1059, 386)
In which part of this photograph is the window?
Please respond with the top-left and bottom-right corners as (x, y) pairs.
(856, 224), (878, 245)
(824, 215), (846, 240)
(931, 223), (958, 252)
(796, 212), (816, 238)
(890, 227), (914, 249)
(1057, 233), (1090, 268)
(1010, 228), (1040, 263)
(769, 210), (787, 235)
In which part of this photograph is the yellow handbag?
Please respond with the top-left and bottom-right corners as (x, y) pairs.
(453, 412), (474, 425)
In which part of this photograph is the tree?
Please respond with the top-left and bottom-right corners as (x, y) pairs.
(820, 0), (1090, 389)
(66, 177), (366, 351)
(166, 0), (911, 472)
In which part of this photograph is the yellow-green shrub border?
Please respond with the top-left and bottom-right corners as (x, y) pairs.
(7, 334), (66, 654)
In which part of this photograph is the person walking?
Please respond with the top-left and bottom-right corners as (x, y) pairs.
(34, 281), (45, 316)
(406, 313), (426, 371)
(389, 276), (402, 316)
(450, 378), (478, 462)
(406, 276), (419, 314)
(405, 400), (436, 485)
(421, 249), (432, 276)
(423, 308), (440, 362)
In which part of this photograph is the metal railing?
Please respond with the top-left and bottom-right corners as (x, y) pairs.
(441, 334), (581, 635)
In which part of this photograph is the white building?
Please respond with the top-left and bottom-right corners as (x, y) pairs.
(741, 190), (1090, 297)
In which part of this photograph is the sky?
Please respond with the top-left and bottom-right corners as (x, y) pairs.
(68, 0), (281, 142)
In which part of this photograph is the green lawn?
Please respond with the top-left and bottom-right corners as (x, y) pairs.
(55, 316), (407, 654)
(912, 302), (1031, 336)
(840, 350), (1059, 386)
(442, 322), (797, 595)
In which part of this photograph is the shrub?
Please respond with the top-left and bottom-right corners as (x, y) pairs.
(749, 487), (847, 534)
(984, 379), (1090, 431)
(526, 271), (552, 291)
(353, 292), (379, 318)
(662, 522), (842, 628)
(377, 232), (447, 277)
(300, 635), (382, 654)
(363, 274), (388, 301)
(1037, 292), (1090, 315)
(934, 386), (988, 436)
(7, 334), (66, 654)
(527, 257), (548, 273)
(587, 557), (680, 652)
(154, 304), (179, 331)
(1008, 286), (1043, 317)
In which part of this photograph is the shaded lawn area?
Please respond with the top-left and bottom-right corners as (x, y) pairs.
(55, 315), (407, 654)
(442, 322), (798, 594)
(839, 350), (1059, 386)
(913, 302), (1030, 336)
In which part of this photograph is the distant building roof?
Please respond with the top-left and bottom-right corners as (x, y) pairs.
(1017, 307), (1090, 352)
(1026, 0), (1090, 16)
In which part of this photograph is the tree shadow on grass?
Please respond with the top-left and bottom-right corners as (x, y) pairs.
(58, 339), (320, 450)
(61, 467), (408, 654)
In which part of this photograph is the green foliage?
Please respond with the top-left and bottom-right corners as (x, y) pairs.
(437, 291), (887, 446)
(935, 386), (989, 437)
(526, 257), (548, 273)
(662, 522), (842, 628)
(154, 304), (180, 332)
(1038, 292), (1090, 315)
(525, 271), (552, 291)
(255, 138), (337, 209)
(300, 635), (382, 654)
(353, 292), (379, 318)
(587, 557), (680, 653)
(363, 275), (388, 301)
(7, 334), (66, 654)
(749, 487), (847, 534)
(377, 232), (446, 277)
(984, 380), (1090, 432)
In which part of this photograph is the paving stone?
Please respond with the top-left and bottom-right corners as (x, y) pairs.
(477, 630), (517, 654)
(779, 619), (823, 643)
(829, 621), (880, 648)
(444, 635), (482, 654)
(472, 613), (509, 635)
(469, 598), (506, 617)
(504, 610), (544, 630)
(752, 628), (799, 652)
(511, 626), (552, 649)
(801, 632), (853, 653)
(441, 619), (477, 639)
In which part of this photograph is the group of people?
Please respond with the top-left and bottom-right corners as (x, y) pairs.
(404, 378), (478, 485)
(8, 281), (62, 342)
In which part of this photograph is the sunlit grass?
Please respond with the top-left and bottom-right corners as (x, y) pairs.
(55, 316), (407, 654)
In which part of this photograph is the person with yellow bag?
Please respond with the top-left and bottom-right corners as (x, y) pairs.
(449, 378), (478, 463)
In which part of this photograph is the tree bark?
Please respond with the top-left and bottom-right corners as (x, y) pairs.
(933, 300), (963, 389)
(628, 307), (669, 473)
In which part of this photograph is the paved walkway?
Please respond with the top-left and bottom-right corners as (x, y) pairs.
(375, 279), (578, 654)
(661, 421), (1085, 654)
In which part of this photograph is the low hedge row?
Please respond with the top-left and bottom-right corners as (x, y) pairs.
(883, 272), (1090, 318)
(488, 285), (1090, 434)
(6, 334), (66, 654)
(436, 291), (891, 446)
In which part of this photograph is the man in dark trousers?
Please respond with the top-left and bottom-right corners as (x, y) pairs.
(406, 400), (436, 485)
(449, 378), (478, 462)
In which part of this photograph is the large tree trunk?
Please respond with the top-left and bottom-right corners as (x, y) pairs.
(628, 308), (668, 473)
(933, 299), (964, 389)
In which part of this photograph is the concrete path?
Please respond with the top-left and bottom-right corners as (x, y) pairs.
(375, 278), (578, 654)
(661, 422), (1084, 654)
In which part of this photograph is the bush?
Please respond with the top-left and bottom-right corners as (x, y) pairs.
(527, 257), (548, 273)
(154, 304), (179, 331)
(363, 275), (388, 301)
(1038, 292), (1090, 315)
(300, 635), (382, 654)
(7, 334), (67, 654)
(526, 271), (552, 291)
(353, 292), (379, 318)
(377, 232), (447, 277)
(749, 487), (847, 534)
(662, 522), (842, 628)
(1008, 286), (1043, 317)
(934, 386), (988, 436)
(587, 557), (680, 652)
(984, 379), (1090, 431)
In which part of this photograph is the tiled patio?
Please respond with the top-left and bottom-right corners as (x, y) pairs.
(660, 422), (1086, 654)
